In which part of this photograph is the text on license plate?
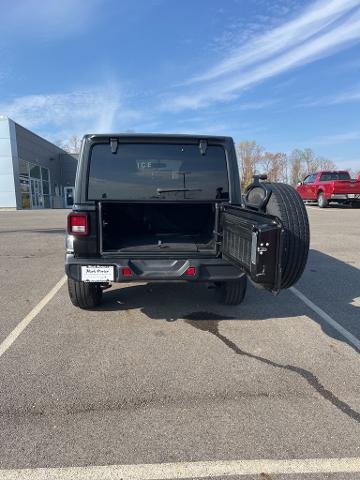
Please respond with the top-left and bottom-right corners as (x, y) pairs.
(81, 265), (114, 282)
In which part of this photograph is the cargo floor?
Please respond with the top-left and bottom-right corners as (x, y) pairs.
(103, 233), (213, 252)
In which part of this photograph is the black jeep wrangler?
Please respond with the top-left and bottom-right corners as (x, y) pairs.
(65, 134), (309, 308)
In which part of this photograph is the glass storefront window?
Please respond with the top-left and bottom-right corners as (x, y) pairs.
(41, 167), (49, 182)
(42, 181), (49, 195)
(18, 162), (51, 208)
(29, 164), (41, 179)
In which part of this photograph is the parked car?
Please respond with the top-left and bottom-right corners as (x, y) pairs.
(296, 170), (360, 207)
(65, 134), (309, 309)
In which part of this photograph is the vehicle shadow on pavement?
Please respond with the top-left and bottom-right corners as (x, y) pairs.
(98, 249), (360, 352)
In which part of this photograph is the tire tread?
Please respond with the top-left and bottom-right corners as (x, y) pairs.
(220, 276), (247, 305)
(266, 183), (309, 289)
(68, 278), (102, 309)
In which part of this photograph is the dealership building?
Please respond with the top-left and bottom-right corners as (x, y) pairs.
(0, 116), (78, 209)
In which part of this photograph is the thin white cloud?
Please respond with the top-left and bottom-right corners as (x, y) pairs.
(165, 0), (360, 111)
(328, 156), (360, 170)
(189, 0), (360, 84)
(314, 131), (360, 144)
(2, 0), (101, 38)
(228, 99), (277, 110)
(299, 86), (360, 106)
(0, 83), (141, 140)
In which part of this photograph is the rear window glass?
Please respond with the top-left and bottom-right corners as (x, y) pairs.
(320, 172), (350, 181)
(87, 143), (229, 200)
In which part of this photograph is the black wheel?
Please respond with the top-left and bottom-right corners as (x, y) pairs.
(218, 275), (247, 305)
(317, 192), (328, 208)
(68, 278), (102, 309)
(264, 183), (309, 289)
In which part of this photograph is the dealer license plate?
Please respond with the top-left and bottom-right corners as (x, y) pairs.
(81, 265), (114, 282)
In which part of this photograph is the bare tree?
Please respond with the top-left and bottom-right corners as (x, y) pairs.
(259, 151), (288, 183)
(278, 152), (289, 183)
(56, 135), (82, 154)
(289, 151), (303, 186)
(63, 135), (82, 154)
(318, 157), (337, 171)
(237, 141), (289, 187)
(237, 141), (264, 189)
(302, 148), (320, 173)
(289, 148), (337, 185)
(237, 142), (338, 187)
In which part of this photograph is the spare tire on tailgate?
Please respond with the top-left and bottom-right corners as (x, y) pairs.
(246, 183), (309, 289)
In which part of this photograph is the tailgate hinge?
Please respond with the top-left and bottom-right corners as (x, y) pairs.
(199, 139), (207, 155)
(110, 138), (118, 154)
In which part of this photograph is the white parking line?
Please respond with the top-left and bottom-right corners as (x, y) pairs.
(290, 286), (360, 351)
(0, 275), (66, 359)
(0, 457), (360, 479)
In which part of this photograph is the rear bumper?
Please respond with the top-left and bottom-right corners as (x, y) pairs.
(65, 255), (245, 282)
(330, 194), (360, 200)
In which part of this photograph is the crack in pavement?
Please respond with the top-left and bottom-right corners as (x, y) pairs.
(184, 317), (360, 424)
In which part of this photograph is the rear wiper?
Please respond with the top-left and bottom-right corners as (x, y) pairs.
(156, 188), (202, 194)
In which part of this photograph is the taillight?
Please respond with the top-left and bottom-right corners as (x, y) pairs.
(184, 266), (197, 276)
(122, 267), (133, 277)
(68, 212), (89, 236)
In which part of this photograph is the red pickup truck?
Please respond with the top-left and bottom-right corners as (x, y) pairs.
(296, 171), (360, 207)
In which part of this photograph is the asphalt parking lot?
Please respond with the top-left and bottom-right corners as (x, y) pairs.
(0, 206), (359, 479)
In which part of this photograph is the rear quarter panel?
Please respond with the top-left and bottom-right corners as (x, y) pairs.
(72, 210), (99, 257)
(316, 180), (334, 199)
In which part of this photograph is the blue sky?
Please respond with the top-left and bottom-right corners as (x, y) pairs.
(1, 0), (360, 169)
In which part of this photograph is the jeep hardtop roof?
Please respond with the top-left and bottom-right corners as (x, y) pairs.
(83, 133), (233, 142)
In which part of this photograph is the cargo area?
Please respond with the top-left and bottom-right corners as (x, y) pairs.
(101, 203), (217, 254)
